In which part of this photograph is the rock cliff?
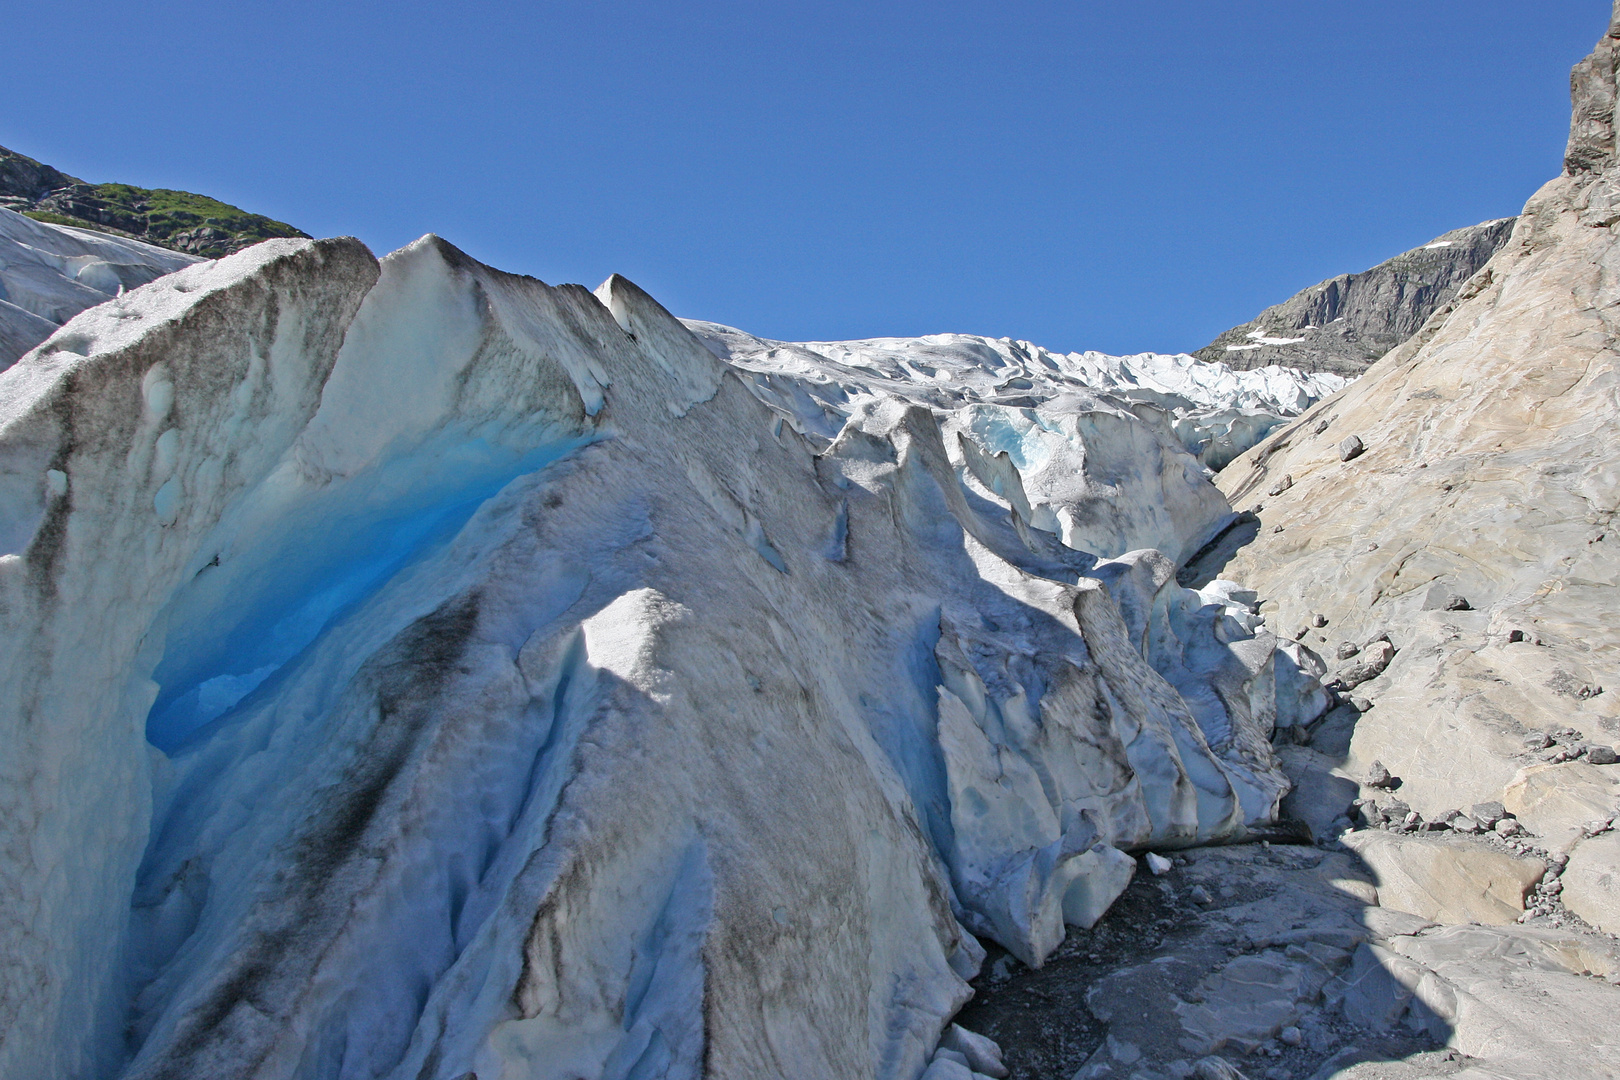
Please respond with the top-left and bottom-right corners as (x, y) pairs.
(1194, 218), (1515, 377)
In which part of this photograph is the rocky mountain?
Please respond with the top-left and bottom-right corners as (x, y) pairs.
(0, 144), (308, 259)
(1194, 218), (1516, 377)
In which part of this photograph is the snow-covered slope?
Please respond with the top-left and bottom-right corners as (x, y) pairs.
(0, 236), (1328, 1080)
(0, 206), (203, 367)
(687, 322), (1346, 472)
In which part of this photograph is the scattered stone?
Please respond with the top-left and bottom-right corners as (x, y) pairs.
(1587, 745), (1618, 765)
(1189, 884), (1214, 906)
(1332, 640), (1395, 690)
(1496, 818), (1524, 837)
(1267, 475), (1294, 496)
(1278, 1026), (1303, 1048)
(1194, 1056), (1250, 1080)
(1310, 613), (1327, 628)
(1365, 760), (1398, 789)
(1146, 852), (1174, 875)
(1524, 732), (1554, 750)
(1444, 594), (1472, 611)
(1313, 418), (1331, 435)
(1271, 525), (1284, 534)
(1335, 642), (1359, 660)
(1508, 629), (1529, 643)
(1452, 815), (1483, 834)
(1338, 435), (1364, 461)
(1471, 801), (1507, 827)
(1350, 695), (1372, 712)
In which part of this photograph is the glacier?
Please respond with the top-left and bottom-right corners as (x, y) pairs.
(0, 234), (1338, 1080)
(0, 206), (203, 366)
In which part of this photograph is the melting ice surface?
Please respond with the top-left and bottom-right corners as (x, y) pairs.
(0, 235), (1341, 1080)
(146, 431), (590, 750)
(685, 321), (1346, 470)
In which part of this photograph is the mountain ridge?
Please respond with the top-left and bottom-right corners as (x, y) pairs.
(0, 143), (308, 259)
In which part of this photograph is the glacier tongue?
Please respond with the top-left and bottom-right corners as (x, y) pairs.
(0, 235), (1323, 1080)
(683, 321), (1346, 472)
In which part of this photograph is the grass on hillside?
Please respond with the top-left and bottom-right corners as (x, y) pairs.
(88, 183), (307, 243)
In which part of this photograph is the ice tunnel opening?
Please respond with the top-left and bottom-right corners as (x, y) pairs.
(143, 429), (593, 753)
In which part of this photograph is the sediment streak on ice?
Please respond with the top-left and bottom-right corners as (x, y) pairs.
(0, 235), (1324, 1080)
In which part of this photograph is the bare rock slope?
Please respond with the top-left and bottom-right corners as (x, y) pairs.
(1204, 0), (1620, 1022)
(1194, 219), (1514, 378)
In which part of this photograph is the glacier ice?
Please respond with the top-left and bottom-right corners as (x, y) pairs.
(0, 234), (1331, 1080)
(685, 322), (1345, 472)
(0, 206), (203, 366)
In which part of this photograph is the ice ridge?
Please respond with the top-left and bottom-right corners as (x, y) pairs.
(684, 321), (1346, 471)
(0, 235), (1331, 1080)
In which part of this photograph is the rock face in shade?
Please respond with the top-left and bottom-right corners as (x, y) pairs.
(0, 206), (203, 367)
(0, 230), (1317, 1080)
(1209, 0), (1620, 981)
(1194, 217), (1516, 377)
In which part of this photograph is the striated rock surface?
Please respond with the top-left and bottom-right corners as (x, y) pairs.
(1194, 218), (1515, 377)
(1202, 11), (1620, 1071)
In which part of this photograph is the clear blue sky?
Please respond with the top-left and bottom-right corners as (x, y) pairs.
(2, 2), (1606, 354)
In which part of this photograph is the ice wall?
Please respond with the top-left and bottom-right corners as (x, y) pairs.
(685, 322), (1346, 472)
(0, 236), (1321, 1080)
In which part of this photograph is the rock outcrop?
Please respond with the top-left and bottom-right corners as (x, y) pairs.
(0, 144), (308, 259)
(1211, 0), (1620, 996)
(1194, 218), (1515, 377)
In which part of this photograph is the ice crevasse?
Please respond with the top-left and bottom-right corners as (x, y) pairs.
(0, 235), (1333, 1080)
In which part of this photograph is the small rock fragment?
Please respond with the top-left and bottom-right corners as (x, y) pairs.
(1268, 474), (1294, 496)
(1444, 594), (1472, 611)
(1189, 884), (1214, 905)
(1311, 613), (1328, 627)
(1495, 818), (1524, 837)
(1366, 760), (1398, 789)
(1471, 801), (1507, 827)
(1350, 696), (1373, 712)
(1336, 641), (1360, 660)
(1338, 435), (1365, 461)
(1279, 1026), (1303, 1048)
(1314, 418), (1331, 435)
(1272, 525), (1284, 534)
(1451, 815), (1482, 834)
(1146, 852), (1173, 875)
(1194, 1056), (1251, 1080)
(1508, 629), (1528, 643)
(1587, 745), (1618, 765)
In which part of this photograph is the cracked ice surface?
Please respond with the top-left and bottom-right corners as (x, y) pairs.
(0, 236), (1324, 1080)
(685, 321), (1346, 472)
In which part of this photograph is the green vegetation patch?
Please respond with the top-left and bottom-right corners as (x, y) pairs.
(87, 183), (307, 245)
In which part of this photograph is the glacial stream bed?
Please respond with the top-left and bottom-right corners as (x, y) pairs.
(956, 843), (1469, 1080)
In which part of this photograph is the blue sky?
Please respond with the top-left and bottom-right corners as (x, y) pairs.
(2, 2), (1605, 354)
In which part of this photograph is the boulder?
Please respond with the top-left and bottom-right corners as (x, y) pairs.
(1338, 831), (1545, 925)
